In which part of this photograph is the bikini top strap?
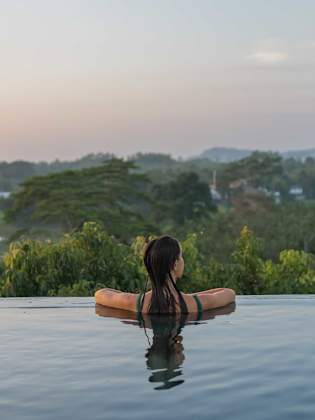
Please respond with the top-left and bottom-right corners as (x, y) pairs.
(136, 292), (143, 314)
(193, 294), (203, 321)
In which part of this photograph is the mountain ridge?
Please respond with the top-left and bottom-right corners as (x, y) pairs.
(199, 147), (315, 162)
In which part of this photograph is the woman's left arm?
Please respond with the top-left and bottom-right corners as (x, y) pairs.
(195, 288), (236, 310)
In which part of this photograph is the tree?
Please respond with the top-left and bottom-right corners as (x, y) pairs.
(5, 159), (155, 240)
(152, 172), (216, 226)
(0, 161), (35, 189)
(231, 226), (265, 294)
(218, 152), (284, 194)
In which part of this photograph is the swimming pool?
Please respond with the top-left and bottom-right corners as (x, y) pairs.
(1, 296), (315, 419)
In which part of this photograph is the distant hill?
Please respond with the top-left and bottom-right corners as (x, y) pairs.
(281, 149), (315, 160)
(199, 148), (254, 162)
(199, 147), (315, 162)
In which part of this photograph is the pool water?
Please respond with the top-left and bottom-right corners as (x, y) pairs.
(1, 296), (315, 419)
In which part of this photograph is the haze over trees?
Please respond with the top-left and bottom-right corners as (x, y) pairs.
(4, 158), (216, 241)
(2, 147), (315, 193)
(5, 160), (154, 240)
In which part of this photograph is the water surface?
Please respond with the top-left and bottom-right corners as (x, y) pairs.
(1, 296), (315, 419)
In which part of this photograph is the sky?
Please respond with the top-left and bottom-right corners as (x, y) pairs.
(1, 0), (315, 162)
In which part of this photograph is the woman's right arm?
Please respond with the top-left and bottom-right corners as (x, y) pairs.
(194, 288), (236, 310)
(94, 288), (138, 311)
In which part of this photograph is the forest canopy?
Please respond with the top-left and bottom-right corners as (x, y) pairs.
(2, 151), (315, 296)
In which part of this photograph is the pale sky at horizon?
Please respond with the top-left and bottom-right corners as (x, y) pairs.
(1, 0), (315, 162)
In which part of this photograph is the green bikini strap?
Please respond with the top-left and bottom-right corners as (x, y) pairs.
(136, 292), (143, 313)
(193, 295), (203, 321)
(136, 292), (143, 323)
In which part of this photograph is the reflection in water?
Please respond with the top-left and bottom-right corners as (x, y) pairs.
(95, 303), (236, 390)
(144, 314), (186, 390)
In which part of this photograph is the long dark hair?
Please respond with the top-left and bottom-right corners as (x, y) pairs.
(142, 236), (188, 314)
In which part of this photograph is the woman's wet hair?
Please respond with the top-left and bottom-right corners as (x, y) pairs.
(143, 236), (188, 314)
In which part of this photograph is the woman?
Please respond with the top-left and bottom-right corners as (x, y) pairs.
(94, 235), (235, 314)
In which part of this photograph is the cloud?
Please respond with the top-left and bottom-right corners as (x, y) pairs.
(247, 51), (289, 66)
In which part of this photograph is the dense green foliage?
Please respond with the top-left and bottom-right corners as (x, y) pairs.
(0, 222), (145, 297)
(152, 172), (216, 226)
(2, 152), (315, 296)
(2, 222), (315, 297)
(0, 161), (35, 190)
(5, 159), (155, 239)
(4, 158), (216, 241)
(218, 152), (284, 194)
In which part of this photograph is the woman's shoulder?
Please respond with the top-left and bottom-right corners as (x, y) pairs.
(181, 292), (202, 313)
(182, 288), (236, 311)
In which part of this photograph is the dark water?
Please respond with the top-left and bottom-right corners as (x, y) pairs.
(1, 296), (315, 419)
